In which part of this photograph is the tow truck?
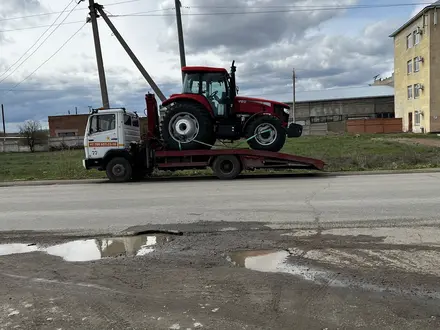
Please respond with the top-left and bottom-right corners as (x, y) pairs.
(82, 3), (325, 182)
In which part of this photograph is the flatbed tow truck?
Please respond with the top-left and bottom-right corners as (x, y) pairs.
(82, 2), (325, 182)
(83, 93), (325, 182)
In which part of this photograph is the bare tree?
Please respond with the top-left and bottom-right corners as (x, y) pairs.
(18, 120), (47, 152)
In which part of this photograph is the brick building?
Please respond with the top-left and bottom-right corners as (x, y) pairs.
(48, 114), (148, 138)
(48, 114), (89, 137)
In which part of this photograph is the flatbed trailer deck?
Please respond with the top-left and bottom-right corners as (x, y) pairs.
(154, 148), (324, 178)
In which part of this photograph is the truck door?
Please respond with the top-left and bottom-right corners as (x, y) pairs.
(85, 113), (118, 159)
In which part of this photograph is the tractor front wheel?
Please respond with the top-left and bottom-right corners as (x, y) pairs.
(245, 116), (286, 152)
(161, 102), (215, 150)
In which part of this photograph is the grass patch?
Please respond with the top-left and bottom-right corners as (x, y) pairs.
(1, 133), (440, 182)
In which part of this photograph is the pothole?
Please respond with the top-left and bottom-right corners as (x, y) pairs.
(227, 248), (440, 299)
(0, 235), (170, 262)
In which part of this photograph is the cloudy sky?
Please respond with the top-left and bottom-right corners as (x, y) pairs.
(0, 0), (431, 131)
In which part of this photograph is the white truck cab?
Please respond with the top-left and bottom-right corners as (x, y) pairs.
(83, 108), (141, 172)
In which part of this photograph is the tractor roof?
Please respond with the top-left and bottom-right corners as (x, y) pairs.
(182, 66), (228, 74)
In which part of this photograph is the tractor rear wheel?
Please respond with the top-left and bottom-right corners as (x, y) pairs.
(161, 102), (215, 150)
(245, 116), (286, 152)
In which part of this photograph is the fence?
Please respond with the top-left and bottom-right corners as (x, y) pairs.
(346, 118), (402, 134)
(0, 136), (85, 153)
(49, 136), (84, 149)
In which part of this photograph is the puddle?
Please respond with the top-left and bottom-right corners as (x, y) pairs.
(227, 249), (440, 299)
(0, 235), (168, 262)
(228, 249), (330, 283)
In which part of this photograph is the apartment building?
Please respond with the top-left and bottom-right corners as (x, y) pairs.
(390, 0), (440, 133)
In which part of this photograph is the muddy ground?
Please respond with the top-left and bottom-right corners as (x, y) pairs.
(1, 222), (440, 330)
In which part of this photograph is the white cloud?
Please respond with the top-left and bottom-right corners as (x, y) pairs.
(0, 0), (410, 132)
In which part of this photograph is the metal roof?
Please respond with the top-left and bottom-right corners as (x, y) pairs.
(389, 1), (440, 37)
(294, 85), (394, 103)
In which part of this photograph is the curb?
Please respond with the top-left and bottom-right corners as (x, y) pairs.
(0, 179), (106, 187)
(1, 168), (440, 187)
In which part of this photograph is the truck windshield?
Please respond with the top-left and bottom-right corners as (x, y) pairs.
(90, 114), (115, 134)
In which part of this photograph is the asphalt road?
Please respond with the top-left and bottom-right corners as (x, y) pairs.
(1, 172), (440, 233)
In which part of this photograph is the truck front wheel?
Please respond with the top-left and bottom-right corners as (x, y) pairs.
(106, 157), (132, 183)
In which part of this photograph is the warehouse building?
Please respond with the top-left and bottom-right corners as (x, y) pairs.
(285, 85), (395, 135)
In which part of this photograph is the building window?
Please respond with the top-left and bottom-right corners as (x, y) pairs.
(414, 30), (421, 45)
(415, 111), (421, 126)
(407, 60), (412, 74)
(407, 33), (413, 48)
(58, 132), (76, 137)
(414, 84), (421, 98)
(414, 57), (420, 72)
(407, 85), (413, 99)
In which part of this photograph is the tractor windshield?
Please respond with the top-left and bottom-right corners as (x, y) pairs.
(182, 72), (229, 117)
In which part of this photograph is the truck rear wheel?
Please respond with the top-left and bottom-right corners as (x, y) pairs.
(106, 157), (132, 183)
(161, 102), (215, 150)
(211, 155), (242, 180)
(245, 116), (286, 152)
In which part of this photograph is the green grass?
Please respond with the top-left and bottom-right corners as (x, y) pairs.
(1, 133), (440, 182)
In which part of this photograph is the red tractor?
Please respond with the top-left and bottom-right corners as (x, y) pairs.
(160, 61), (302, 152)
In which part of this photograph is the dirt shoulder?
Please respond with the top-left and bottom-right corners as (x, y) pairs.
(1, 223), (440, 329)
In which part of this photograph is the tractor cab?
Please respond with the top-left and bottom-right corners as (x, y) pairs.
(181, 63), (238, 119)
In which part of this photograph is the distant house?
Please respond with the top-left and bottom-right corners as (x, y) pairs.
(390, 0), (440, 133)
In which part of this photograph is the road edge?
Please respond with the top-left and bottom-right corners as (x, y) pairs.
(1, 168), (440, 187)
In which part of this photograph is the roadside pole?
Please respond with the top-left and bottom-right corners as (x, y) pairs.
(1, 104), (5, 142)
(88, 0), (110, 108)
(290, 68), (296, 124)
(175, 0), (186, 83)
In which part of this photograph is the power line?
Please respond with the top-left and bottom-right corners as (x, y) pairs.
(0, 0), (143, 22)
(1, 23), (87, 98)
(1, 1), (433, 22)
(0, 8), (175, 33)
(0, 1), (433, 31)
(125, 2), (435, 17)
(0, 1), (83, 86)
(184, 2), (432, 9)
(0, 0), (76, 80)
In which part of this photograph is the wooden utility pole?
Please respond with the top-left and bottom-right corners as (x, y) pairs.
(88, 0), (110, 108)
(290, 69), (296, 124)
(175, 0), (186, 82)
(1, 104), (5, 142)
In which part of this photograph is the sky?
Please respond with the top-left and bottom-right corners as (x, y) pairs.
(0, 0), (434, 131)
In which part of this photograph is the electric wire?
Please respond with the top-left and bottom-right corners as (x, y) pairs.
(0, 2), (434, 32)
(0, 0), (76, 80)
(0, 0), (83, 85)
(1, 23), (87, 98)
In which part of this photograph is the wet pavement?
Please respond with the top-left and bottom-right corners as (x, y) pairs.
(1, 222), (440, 329)
(0, 235), (169, 262)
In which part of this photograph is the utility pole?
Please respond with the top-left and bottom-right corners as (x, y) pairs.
(88, 0), (110, 108)
(75, 106), (78, 115)
(1, 104), (5, 142)
(175, 0), (186, 82)
(290, 69), (296, 124)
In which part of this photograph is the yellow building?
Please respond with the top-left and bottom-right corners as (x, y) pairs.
(390, 1), (440, 133)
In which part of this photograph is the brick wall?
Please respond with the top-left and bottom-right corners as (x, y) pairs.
(347, 118), (403, 134)
(48, 114), (89, 137)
